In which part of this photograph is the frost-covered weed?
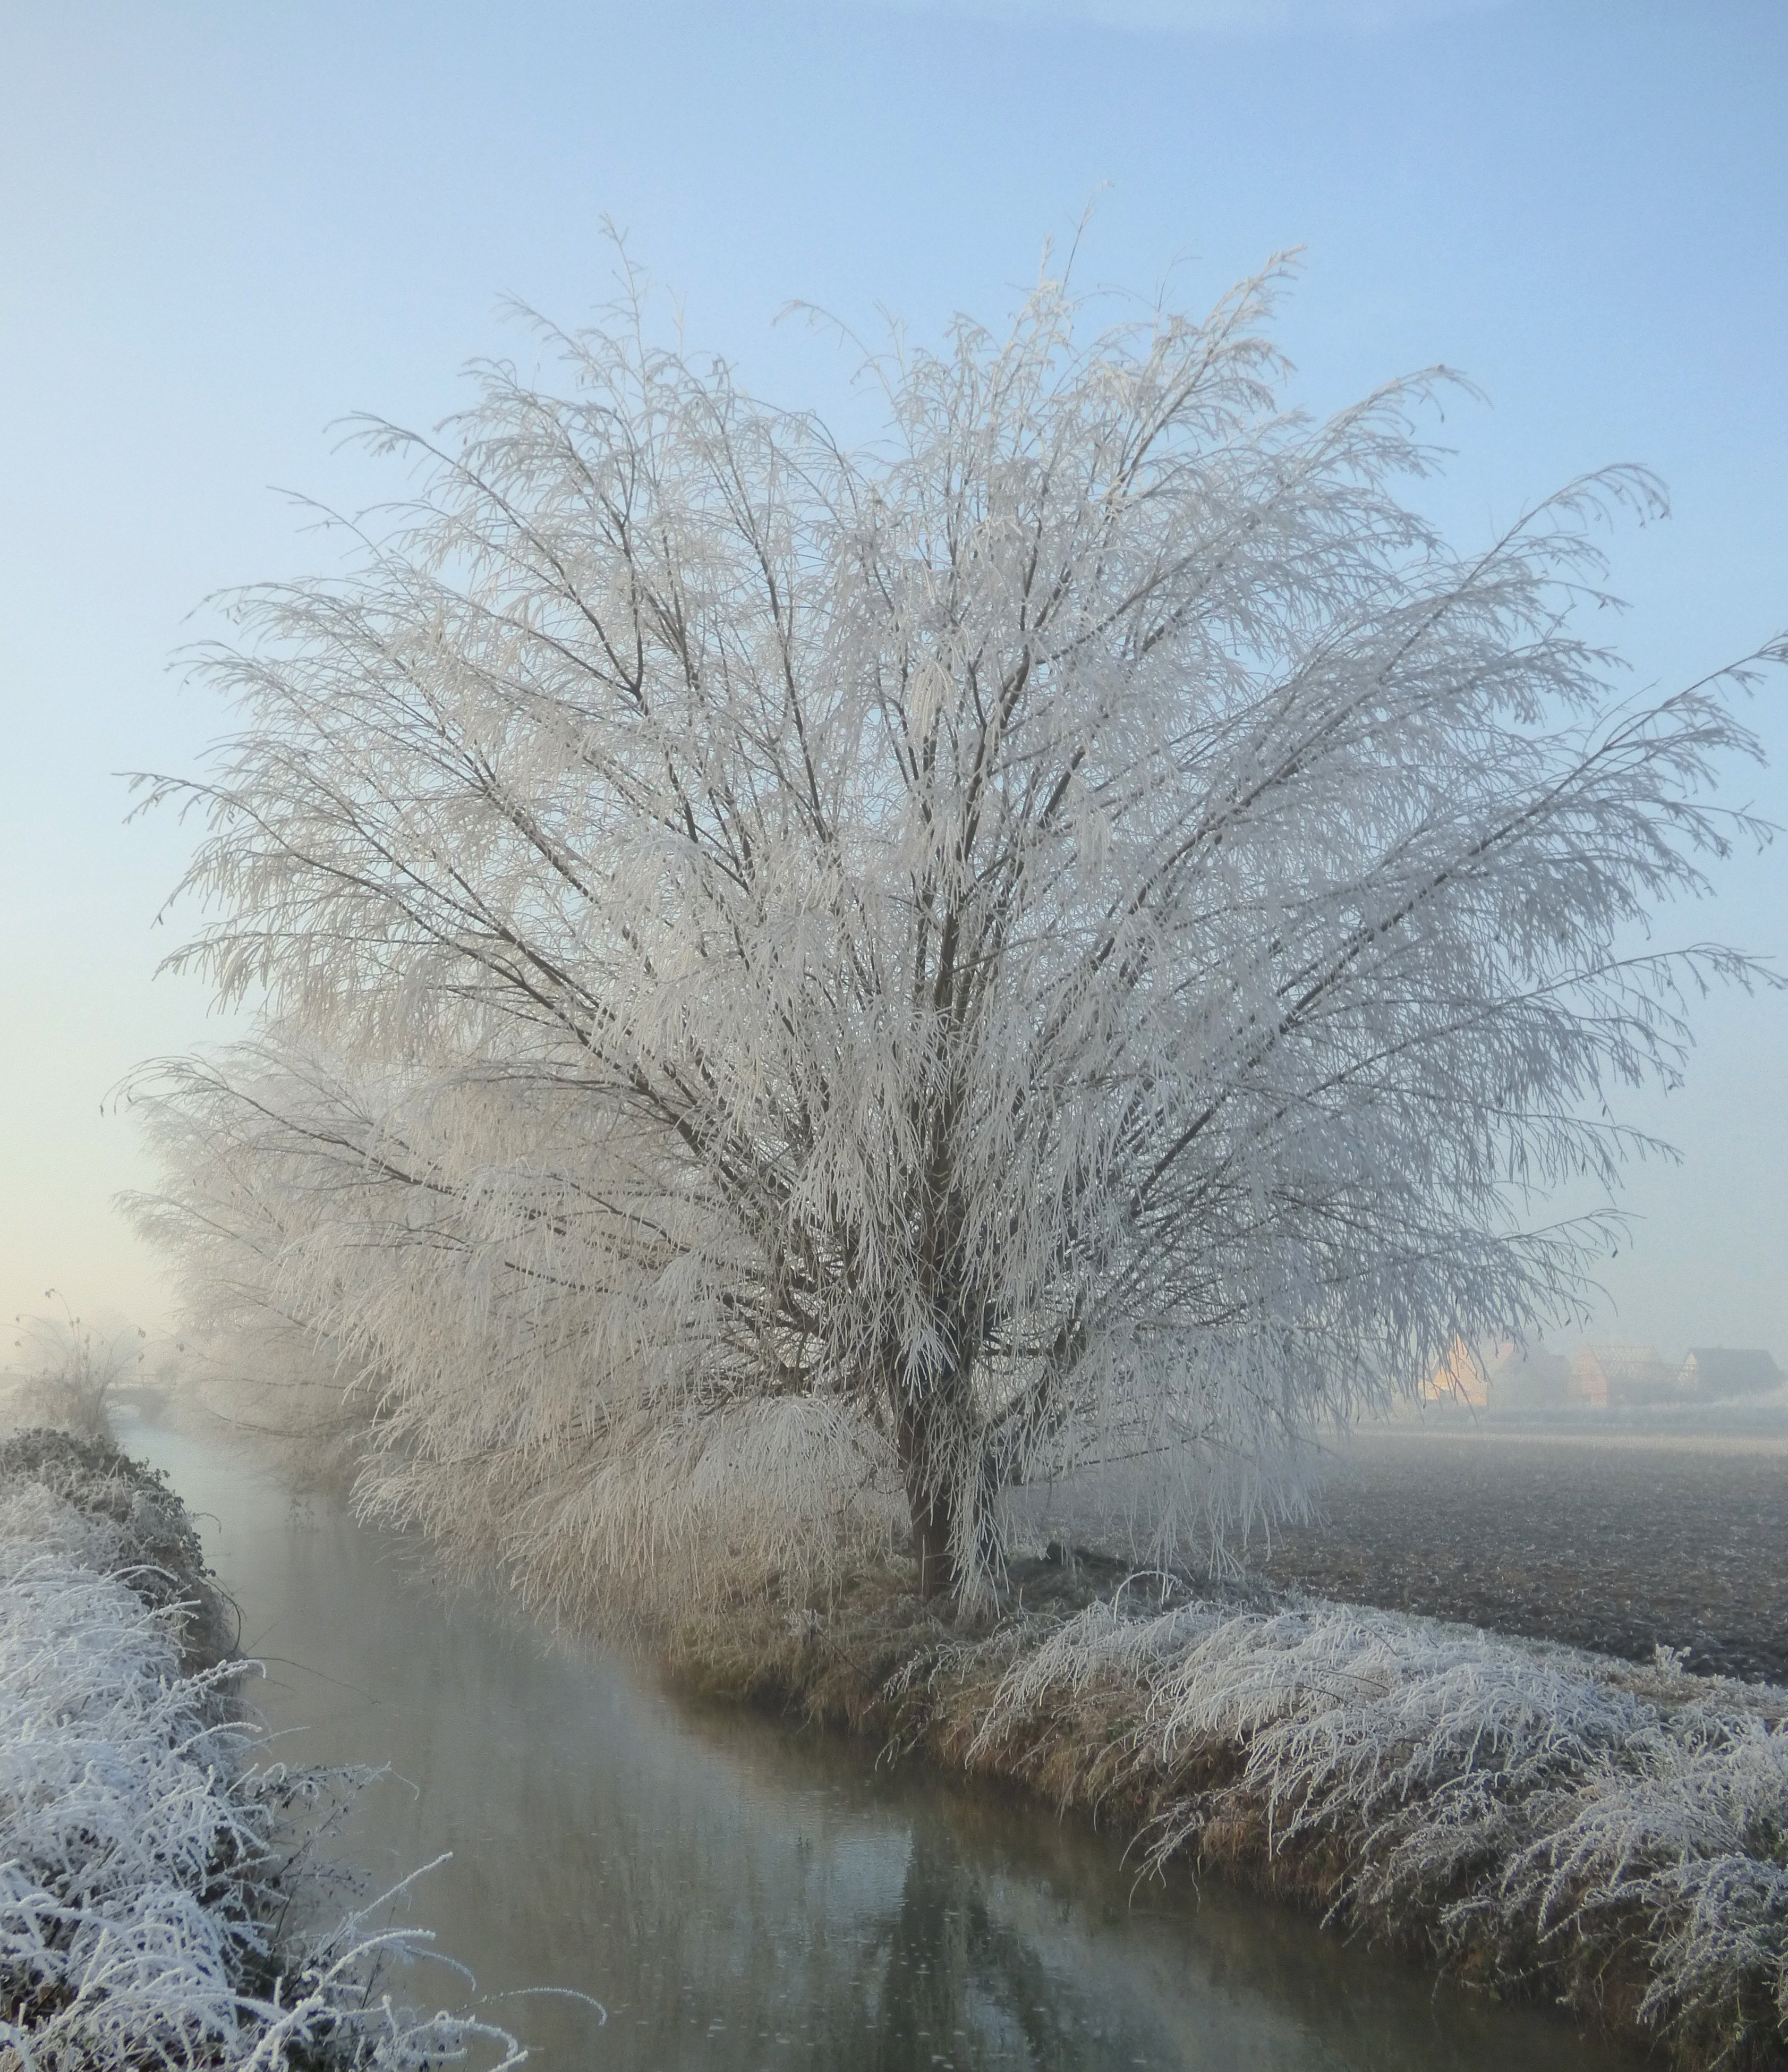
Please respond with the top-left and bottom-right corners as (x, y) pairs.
(2, 1314), (142, 1446)
(0, 1507), (271, 2065)
(0, 1432), (235, 1671)
(0, 1447), (518, 2070)
(971, 1590), (1788, 2063)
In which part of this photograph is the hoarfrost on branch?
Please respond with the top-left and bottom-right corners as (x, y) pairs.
(130, 251), (1781, 1604)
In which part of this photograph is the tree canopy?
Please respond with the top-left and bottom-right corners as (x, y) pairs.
(132, 256), (1778, 1606)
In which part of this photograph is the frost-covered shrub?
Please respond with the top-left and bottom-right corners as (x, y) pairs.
(2, 1317), (150, 1446)
(0, 1431), (234, 1671)
(0, 1448), (518, 2070)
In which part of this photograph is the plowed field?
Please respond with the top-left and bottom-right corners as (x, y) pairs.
(1255, 1431), (1788, 1684)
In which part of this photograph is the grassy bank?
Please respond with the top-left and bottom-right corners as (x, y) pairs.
(671, 1552), (1788, 2071)
(0, 1430), (518, 2071)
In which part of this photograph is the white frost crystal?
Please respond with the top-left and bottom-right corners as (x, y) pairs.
(0, 1476), (517, 2069)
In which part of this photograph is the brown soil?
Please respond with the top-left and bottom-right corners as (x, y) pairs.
(1253, 1429), (1788, 1684)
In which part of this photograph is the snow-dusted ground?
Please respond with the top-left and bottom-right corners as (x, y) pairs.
(0, 1439), (518, 2070)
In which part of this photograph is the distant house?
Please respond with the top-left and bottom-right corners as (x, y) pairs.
(1678, 1347), (1783, 1400)
(1420, 1337), (1488, 1408)
(1570, 1343), (1677, 1408)
(1421, 1337), (1569, 1412)
(1484, 1339), (1571, 1412)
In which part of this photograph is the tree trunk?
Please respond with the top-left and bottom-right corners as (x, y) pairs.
(894, 1397), (956, 1601)
(907, 1473), (955, 1601)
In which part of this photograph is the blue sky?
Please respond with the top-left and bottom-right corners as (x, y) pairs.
(2, 0), (1783, 1357)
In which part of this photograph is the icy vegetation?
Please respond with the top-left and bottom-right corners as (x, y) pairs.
(683, 1565), (1788, 2068)
(979, 1590), (1788, 2061)
(2, 1315), (148, 1447)
(126, 243), (1783, 1611)
(0, 1433), (518, 2070)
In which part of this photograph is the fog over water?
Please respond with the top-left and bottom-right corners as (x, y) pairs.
(120, 1408), (1645, 2071)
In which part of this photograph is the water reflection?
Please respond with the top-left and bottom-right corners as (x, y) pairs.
(120, 1411), (1638, 2070)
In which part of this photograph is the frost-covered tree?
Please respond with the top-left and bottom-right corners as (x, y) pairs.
(133, 255), (1778, 1603)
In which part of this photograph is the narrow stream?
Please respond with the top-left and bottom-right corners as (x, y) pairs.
(122, 1410), (1639, 2071)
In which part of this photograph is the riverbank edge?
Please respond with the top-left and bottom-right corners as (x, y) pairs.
(665, 1558), (1788, 2072)
(0, 1427), (238, 1670)
(0, 1429), (523, 2072)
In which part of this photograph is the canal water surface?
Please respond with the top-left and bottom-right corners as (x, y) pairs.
(121, 1410), (1640, 2071)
